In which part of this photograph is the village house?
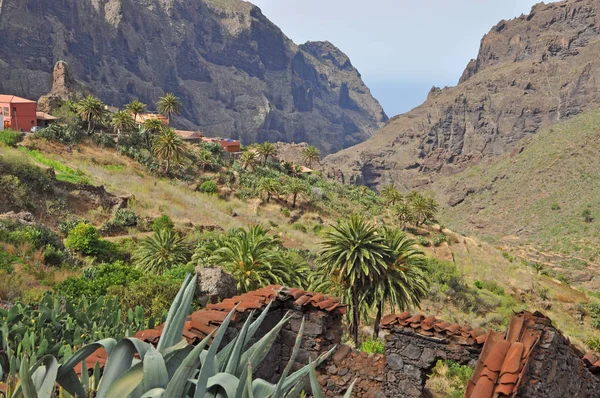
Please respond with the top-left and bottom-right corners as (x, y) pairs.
(0, 95), (38, 132)
(134, 112), (168, 126)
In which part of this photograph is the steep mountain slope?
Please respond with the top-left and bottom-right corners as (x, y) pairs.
(323, 0), (600, 186)
(433, 109), (600, 290)
(0, 0), (386, 154)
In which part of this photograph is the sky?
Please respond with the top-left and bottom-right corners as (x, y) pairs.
(250, 0), (540, 117)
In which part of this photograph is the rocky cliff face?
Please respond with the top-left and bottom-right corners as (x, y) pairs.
(0, 0), (386, 154)
(323, 0), (600, 186)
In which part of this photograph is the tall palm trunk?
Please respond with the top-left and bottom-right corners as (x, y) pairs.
(292, 193), (298, 208)
(166, 157), (171, 175)
(373, 300), (383, 339)
(263, 156), (268, 166)
(351, 293), (360, 345)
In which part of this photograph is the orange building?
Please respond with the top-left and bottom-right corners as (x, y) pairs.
(0, 95), (37, 132)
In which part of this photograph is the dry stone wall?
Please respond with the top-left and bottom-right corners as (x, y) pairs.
(383, 329), (480, 397)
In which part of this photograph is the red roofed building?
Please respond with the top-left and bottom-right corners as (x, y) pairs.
(0, 95), (37, 132)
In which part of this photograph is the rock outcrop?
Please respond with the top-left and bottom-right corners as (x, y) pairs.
(37, 61), (91, 113)
(323, 0), (600, 187)
(0, 0), (386, 154)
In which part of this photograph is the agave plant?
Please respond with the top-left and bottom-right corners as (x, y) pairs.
(5, 275), (354, 398)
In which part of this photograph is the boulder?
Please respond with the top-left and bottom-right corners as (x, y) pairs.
(196, 267), (238, 307)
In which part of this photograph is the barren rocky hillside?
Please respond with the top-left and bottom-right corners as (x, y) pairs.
(0, 0), (386, 154)
(323, 0), (600, 187)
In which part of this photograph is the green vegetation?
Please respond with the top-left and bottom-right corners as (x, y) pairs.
(156, 92), (182, 123)
(64, 223), (101, 256)
(302, 145), (321, 168)
(77, 95), (107, 135)
(255, 142), (278, 166)
(199, 180), (218, 194)
(191, 225), (310, 292)
(360, 338), (385, 354)
(1, 275), (353, 398)
(311, 215), (429, 343)
(428, 360), (473, 398)
(133, 229), (192, 275)
(152, 127), (186, 175)
(0, 130), (21, 147)
(152, 214), (175, 233)
(17, 147), (89, 184)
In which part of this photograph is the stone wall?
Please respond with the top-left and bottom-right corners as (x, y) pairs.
(318, 345), (385, 398)
(221, 299), (343, 383)
(518, 323), (600, 397)
(383, 329), (481, 398)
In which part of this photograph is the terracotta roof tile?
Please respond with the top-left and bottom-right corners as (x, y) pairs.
(465, 311), (546, 398)
(136, 285), (344, 348)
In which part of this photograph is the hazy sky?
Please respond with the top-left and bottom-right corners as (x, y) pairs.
(250, 0), (540, 116)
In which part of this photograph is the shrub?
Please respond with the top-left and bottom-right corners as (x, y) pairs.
(152, 214), (175, 233)
(432, 233), (448, 246)
(360, 338), (385, 354)
(199, 180), (218, 194)
(587, 337), (600, 352)
(113, 208), (139, 227)
(0, 129), (21, 147)
(64, 222), (101, 255)
(583, 208), (594, 223)
(551, 203), (560, 211)
(36, 124), (84, 144)
(473, 280), (505, 296)
(58, 217), (84, 236)
(428, 360), (473, 398)
(43, 244), (66, 266)
(92, 131), (117, 148)
(54, 261), (143, 300)
(416, 235), (430, 247)
(538, 287), (549, 300)
(292, 223), (308, 233)
(107, 274), (183, 317)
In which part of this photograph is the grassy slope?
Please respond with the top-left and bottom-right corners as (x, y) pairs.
(434, 109), (600, 289)
(10, 137), (600, 347)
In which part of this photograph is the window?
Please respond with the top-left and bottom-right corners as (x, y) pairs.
(3, 107), (8, 116)
(31, 120), (34, 125)
(12, 107), (16, 114)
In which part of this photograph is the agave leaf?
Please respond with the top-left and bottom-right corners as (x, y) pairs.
(279, 346), (336, 392)
(217, 301), (273, 368)
(273, 318), (304, 396)
(308, 361), (325, 398)
(139, 388), (166, 398)
(194, 306), (239, 398)
(143, 346), (169, 391)
(102, 362), (143, 398)
(14, 356), (37, 398)
(96, 338), (150, 398)
(343, 379), (357, 398)
(234, 314), (292, 398)
(30, 355), (59, 398)
(56, 339), (118, 398)
(157, 274), (197, 352)
(164, 332), (214, 398)
(206, 373), (240, 398)
(251, 379), (275, 398)
(224, 310), (253, 376)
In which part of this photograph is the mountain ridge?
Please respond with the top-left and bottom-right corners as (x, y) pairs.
(322, 0), (600, 187)
(0, 0), (386, 154)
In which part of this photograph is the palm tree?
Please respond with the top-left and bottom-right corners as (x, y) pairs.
(198, 225), (309, 292)
(152, 127), (186, 174)
(286, 177), (309, 208)
(239, 150), (258, 170)
(143, 118), (165, 134)
(369, 227), (429, 338)
(302, 146), (321, 168)
(409, 192), (438, 226)
(111, 110), (136, 134)
(258, 177), (281, 203)
(196, 149), (217, 171)
(255, 142), (278, 166)
(381, 184), (402, 206)
(77, 96), (106, 135)
(317, 214), (391, 343)
(393, 202), (415, 230)
(133, 229), (192, 275)
(125, 100), (147, 122)
(156, 93), (182, 123)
